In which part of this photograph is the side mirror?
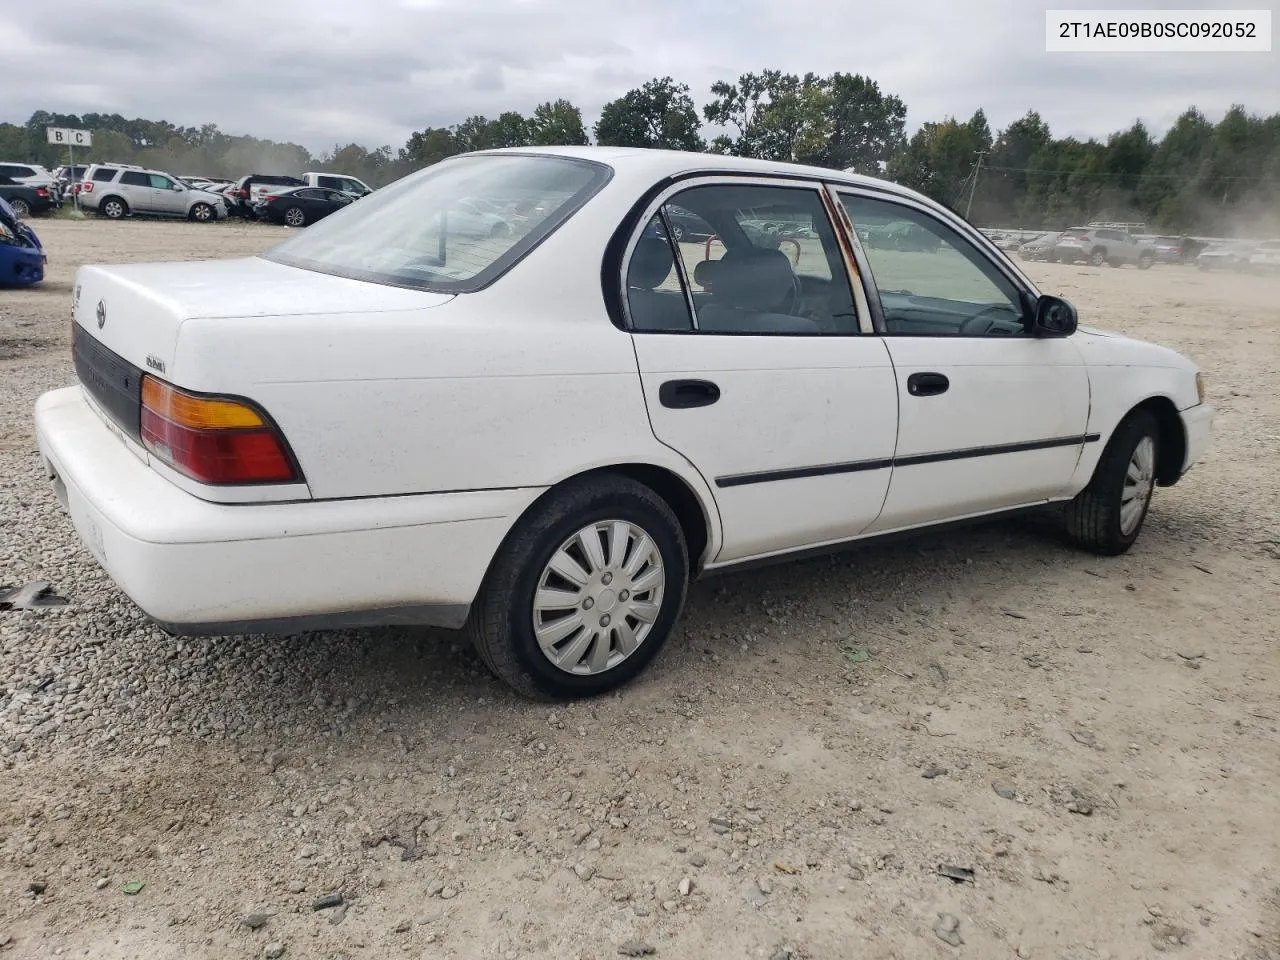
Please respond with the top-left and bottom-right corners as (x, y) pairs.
(1031, 294), (1077, 337)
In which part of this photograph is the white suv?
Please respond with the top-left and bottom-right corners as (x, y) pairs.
(79, 164), (228, 222)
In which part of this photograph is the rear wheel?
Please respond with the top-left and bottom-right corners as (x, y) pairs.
(8, 198), (29, 218)
(283, 206), (306, 227)
(1063, 410), (1160, 555)
(468, 475), (689, 700)
(100, 197), (127, 219)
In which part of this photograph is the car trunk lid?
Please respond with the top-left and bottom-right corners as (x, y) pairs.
(71, 256), (453, 440)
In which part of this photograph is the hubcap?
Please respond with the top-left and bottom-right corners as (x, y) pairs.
(532, 520), (666, 676)
(1120, 436), (1156, 536)
(286, 209), (304, 226)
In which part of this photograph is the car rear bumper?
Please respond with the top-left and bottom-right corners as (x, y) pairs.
(34, 385), (540, 635)
(1179, 402), (1214, 475)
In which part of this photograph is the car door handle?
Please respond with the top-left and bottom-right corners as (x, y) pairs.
(659, 379), (721, 409)
(906, 372), (949, 397)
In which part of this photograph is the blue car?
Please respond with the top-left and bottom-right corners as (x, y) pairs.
(0, 196), (45, 287)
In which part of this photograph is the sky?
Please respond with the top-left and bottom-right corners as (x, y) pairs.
(3, 0), (1276, 153)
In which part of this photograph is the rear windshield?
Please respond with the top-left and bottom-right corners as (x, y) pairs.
(261, 154), (611, 293)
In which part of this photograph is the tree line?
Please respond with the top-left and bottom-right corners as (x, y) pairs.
(5, 74), (1278, 235)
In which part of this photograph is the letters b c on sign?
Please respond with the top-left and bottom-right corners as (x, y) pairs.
(45, 127), (93, 147)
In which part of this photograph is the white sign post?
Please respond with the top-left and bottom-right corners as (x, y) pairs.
(45, 127), (93, 211)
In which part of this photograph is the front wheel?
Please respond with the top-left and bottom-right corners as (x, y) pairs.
(1090, 249), (1108, 267)
(1063, 410), (1160, 555)
(283, 206), (306, 227)
(468, 475), (689, 700)
(190, 202), (215, 222)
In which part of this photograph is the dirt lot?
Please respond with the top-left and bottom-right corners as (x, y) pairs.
(1, 218), (1278, 960)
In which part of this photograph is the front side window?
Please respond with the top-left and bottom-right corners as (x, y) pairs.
(839, 192), (1026, 337)
(148, 174), (176, 190)
(626, 182), (858, 335)
(263, 154), (610, 293)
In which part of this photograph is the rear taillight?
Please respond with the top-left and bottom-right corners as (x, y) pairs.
(36, 186), (48, 197)
(81, 182), (93, 193)
(262, 194), (277, 203)
(140, 376), (301, 486)
(239, 188), (249, 199)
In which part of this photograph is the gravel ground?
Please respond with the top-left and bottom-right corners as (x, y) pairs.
(1, 218), (1279, 960)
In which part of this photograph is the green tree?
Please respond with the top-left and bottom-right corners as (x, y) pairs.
(593, 77), (704, 150)
(399, 127), (460, 169)
(528, 99), (588, 146)
(703, 70), (831, 163)
(817, 73), (906, 173)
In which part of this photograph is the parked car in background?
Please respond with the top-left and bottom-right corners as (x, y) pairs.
(253, 186), (354, 227)
(78, 163), (228, 221)
(34, 146), (1212, 700)
(52, 164), (89, 198)
(1249, 239), (1280, 273)
(1018, 232), (1062, 261)
(1150, 235), (1205, 264)
(1055, 227), (1156, 268)
(229, 174), (308, 218)
(0, 162), (56, 191)
(1197, 241), (1255, 272)
(0, 177), (58, 218)
(0, 196), (45, 286)
(302, 172), (373, 198)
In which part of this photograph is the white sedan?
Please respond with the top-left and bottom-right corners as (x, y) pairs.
(34, 147), (1214, 699)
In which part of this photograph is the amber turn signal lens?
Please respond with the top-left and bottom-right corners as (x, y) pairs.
(141, 376), (264, 430)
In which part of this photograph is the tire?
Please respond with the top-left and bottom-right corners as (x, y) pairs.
(490, 221), (510, 238)
(8, 198), (29, 218)
(671, 223), (686, 242)
(1138, 253), (1154, 270)
(1090, 249), (1107, 267)
(100, 197), (128, 219)
(1063, 410), (1160, 556)
(283, 206), (306, 227)
(190, 202), (215, 222)
(468, 474), (690, 700)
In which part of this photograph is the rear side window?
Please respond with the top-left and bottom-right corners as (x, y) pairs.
(93, 168), (119, 182)
(1, 165), (34, 178)
(263, 154), (610, 293)
(317, 176), (342, 189)
(120, 172), (150, 186)
(626, 183), (859, 336)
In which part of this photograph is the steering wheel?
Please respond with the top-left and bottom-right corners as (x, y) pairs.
(958, 305), (1015, 336)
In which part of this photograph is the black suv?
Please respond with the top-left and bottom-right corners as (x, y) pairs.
(230, 174), (306, 219)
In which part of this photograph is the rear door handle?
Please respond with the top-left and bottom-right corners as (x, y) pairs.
(659, 379), (721, 409)
(906, 372), (949, 397)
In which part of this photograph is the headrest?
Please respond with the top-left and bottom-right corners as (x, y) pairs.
(710, 247), (794, 310)
(692, 259), (720, 289)
(628, 237), (674, 290)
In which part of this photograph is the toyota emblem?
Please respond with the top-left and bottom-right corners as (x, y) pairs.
(96, 300), (106, 329)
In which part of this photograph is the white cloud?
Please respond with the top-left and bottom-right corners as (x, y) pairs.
(3, 0), (1275, 152)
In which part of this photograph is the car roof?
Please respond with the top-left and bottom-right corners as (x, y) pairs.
(468, 145), (930, 203)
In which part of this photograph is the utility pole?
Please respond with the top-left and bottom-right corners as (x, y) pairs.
(964, 151), (986, 220)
